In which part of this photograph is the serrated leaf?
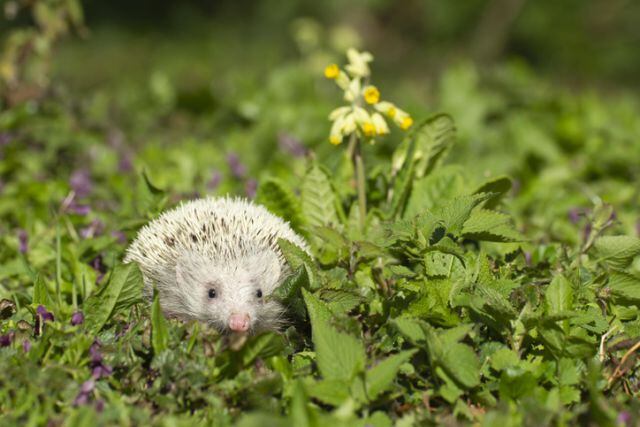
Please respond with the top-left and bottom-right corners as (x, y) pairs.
(306, 379), (350, 407)
(366, 350), (417, 400)
(241, 332), (285, 366)
(474, 176), (512, 209)
(393, 317), (427, 344)
(301, 165), (340, 229)
(405, 166), (465, 218)
(432, 193), (491, 237)
(278, 239), (318, 289)
(256, 177), (305, 234)
(84, 263), (144, 333)
(594, 235), (640, 269)
(303, 289), (365, 381)
(462, 209), (523, 242)
(151, 289), (168, 354)
(32, 274), (53, 306)
(607, 271), (640, 303)
(412, 114), (456, 178)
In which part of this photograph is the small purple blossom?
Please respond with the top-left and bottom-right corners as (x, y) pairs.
(22, 339), (31, 353)
(95, 399), (105, 412)
(0, 132), (12, 146)
(617, 411), (631, 426)
(207, 170), (222, 190)
(71, 311), (84, 326)
(111, 231), (127, 244)
(524, 251), (532, 266)
(80, 219), (104, 239)
(245, 179), (258, 199)
(70, 169), (93, 198)
(278, 132), (307, 157)
(17, 229), (28, 254)
(81, 379), (95, 394)
(583, 222), (592, 243)
(118, 151), (134, 173)
(37, 305), (54, 322)
(568, 208), (581, 224)
(0, 331), (15, 347)
(227, 153), (247, 179)
(68, 203), (91, 216)
(89, 340), (113, 379)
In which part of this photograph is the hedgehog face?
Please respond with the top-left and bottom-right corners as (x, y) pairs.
(175, 249), (284, 333)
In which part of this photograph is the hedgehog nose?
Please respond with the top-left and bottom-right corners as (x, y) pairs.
(229, 313), (250, 332)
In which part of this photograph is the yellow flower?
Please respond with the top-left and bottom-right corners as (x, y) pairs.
(329, 134), (342, 145)
(387, 106), (397, 118)
(363, 85), (380, 104)
(400, 116), (413, 130)
(371, 113), (389, 135)
(362, 122), (376, 137)
(324, 64), (340, 79)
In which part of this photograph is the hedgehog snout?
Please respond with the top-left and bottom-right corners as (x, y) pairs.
(229, 312), (251, 332)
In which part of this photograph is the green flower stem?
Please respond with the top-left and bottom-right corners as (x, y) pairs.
(354, 138), (367, 233)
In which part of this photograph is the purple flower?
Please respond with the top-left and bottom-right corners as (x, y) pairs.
(0, 132), (12, 146)
(71, 311), (84, 326)
(617, 411), (631, 426)
(17, 229), (28, 254)
(567, 208), (581, 224)
(278, 133), (307, 158)
(81, 379), (95, 393)
(37, 305), (54, 322)
(89, 341), (103, 363)
(524, 251), (532, 266)
(227, 153), (246, 179)
(245, 179), (257, 199)
(111, 231), (127, 245)
(118, 152), (133, 173)
(73, 392), (89, 406)
(70, 169), (93, 198)
(68, 203), (91, 216)
(22, 339), (31, 353)
(207, 170), (222, 190)
(583, 222), (592, 243)
(95, 399), (105, 412)
(88, 340), (113, 379)
(80, 219), (104, 239)
(0, 331), (15, 347)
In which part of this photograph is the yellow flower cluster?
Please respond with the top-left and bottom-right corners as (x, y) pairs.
(324, 49), (413, 145)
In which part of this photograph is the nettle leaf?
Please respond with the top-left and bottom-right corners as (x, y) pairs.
(545, 275), (574, 323)
(366, 350), (417, 400)
(593, 235), (640, 269)
(256, 177), (305, 235)
(151, 289), (168, 354)
(84, 263), (144, 333)
(405, 166), (465, 218)
(289, 380), (317, 427)
(301, 165), (341, 229)
(432, 193), (491, 237)
(462, 209), (523, 242)
(607, 271), (640, 304)
(278, 238), (319, 289)
(136, 170), (167, 216)
(306, 379), (351, 407)
(241, 332), (285, 367)
(393, 317), (427, 344)
(411, 114), (456, 178)
(473, 176), (512, 209)
(303, 289), (365, 382)
(32, 274), (53, 307)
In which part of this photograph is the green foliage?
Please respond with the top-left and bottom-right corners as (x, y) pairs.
(2, 25), (640, 426)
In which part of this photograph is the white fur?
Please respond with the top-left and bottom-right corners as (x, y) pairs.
(124, 196), (309, 332)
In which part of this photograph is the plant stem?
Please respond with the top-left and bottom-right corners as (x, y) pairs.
(354, 139), (367, 233)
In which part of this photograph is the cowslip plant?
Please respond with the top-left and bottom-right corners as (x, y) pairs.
(324, 48), (413, 232)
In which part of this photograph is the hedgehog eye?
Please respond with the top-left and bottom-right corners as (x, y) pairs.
(208, 289), (217, 299)
(256, 289), (263, 298)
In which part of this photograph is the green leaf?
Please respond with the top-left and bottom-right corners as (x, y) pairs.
(289, 380), (317, 427)
(32, 274), (53, 306)
(405, 166), (465, 218)
(151, 289), (168, 354)
(473, 176), (512, 209)
(393, 317), (427, 344)
(241, 332), (285, 367)
(594, 235), (640, 269)
(607, 271), (640, 303)
(306, 379), (350, 407)
(303, 290), (365, 381)
(84, 263), (144, 333)
(278, 238), (319, 289)
(432, 194), (491, 237)
(301, 165), (340, 229)
(411, 114), (456, 178)
(545, 275), (574, 314)
(462, 209), (523, 242)
(366, 350), (417, 400)
(256, 177), (305, 235)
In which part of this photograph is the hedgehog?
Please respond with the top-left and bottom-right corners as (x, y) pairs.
(124, 197), (309, 333)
